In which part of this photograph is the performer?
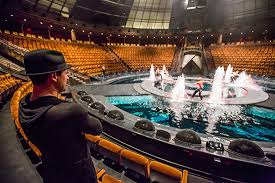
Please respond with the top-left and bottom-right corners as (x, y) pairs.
(191, 80), (204, 100)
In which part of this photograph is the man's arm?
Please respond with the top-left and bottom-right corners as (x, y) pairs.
(82, 114), (103, 135)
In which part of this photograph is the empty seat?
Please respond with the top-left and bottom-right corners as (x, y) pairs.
(101, 174), (122, 183)
(98, 139), (123, 164)
(85, 134), (101, 154)
(149, 161), (188, 183)
(120, 149), (149, 177)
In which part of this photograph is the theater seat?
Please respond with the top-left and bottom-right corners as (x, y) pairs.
(102, 174), (122, 183)
(98, 139), (123, 164)
(85, 134), (101, 154)
(149, 161), (188, 183)
(120, 149), (149, 177)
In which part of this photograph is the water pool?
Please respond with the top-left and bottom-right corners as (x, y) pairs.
(107, 95), (275, 142)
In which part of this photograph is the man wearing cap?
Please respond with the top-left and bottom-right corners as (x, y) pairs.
(19, 49), (102, 183)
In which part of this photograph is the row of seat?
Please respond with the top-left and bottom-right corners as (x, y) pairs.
(210, 44), (275, 76)
(0, 73), (21, 104)
(110, 45), (176, 70)
(1, 33), (126, 76)
(86, 134), (188, 183)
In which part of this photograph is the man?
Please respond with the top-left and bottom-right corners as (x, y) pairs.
(19, 49), (102, 183)
(191, 80), (204, 100)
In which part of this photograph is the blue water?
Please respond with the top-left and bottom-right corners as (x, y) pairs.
(107, 95), (275, 142)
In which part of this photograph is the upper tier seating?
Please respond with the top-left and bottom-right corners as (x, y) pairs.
(0, 73), (21, 104)
(210, 43), (275, 76)
(1, 32), (125, 76)
(110, 45), (176, 70)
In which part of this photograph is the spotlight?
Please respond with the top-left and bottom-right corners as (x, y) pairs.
(118, 34), (120, 37)
(133, 35), (135, 37)
(24, 19), (27, 22)
(5, 19), (7, 22)
(230, 32), (232, 35)
(101, 32), (103, 35)
(211, 34), (213, 37)
(40, 22), (43, 24)
(82, 30), (85, 32)
(50, 25), (53, 28)
(10, 14), (13, 17)
(63, 27), (66, 29)
(75, 23), (78, 26)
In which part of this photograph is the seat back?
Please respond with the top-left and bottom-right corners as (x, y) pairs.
(102, 174), (122, 183)
(98, 139), (123, 163)
(120, 149), (149, 177)
(149, 161), (187, 183)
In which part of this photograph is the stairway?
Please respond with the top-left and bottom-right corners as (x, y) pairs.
(101, 45), (131, 71)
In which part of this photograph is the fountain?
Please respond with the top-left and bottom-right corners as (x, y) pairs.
(149, 64), (155, 81)
(223, 64), (233, 98)
(233, 71), (261, 91)
(208, 66), (225, 104)
(224, 64), (233, 83)
(171, 74), (189, 101)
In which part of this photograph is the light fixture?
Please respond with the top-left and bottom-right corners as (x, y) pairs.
(211, 34), (213, 37)
(118, 34), (120, 37)
(89, 32), (92, 34)
(133, 35), (135, 37)
(197, 37), (199, 39)
(168, 37), (170, 39)
(24, 19), (27, 22)
(40, 22), (43, 24)
(71, 29), (74, 31)
(75, 23), (78, 26)
(5, 19), (7, 22)
(230, 32), (232, 35)
(10, 14), (13, 17)
(63, 27), (66, 29)
(82, 30), (85, 32)
(110, 34), (112, 36)
(101, 32), (103, 35)
(153, 37), (155, 38)
(175, 36), (177, 38)
(139, 36), (141, 38)
(251, 30), (254, 33)
(161, 36), (163, 38)
(241, 32), (243, 35)
(147, 36), (148, 38)
(50, 25), (53, 28)
(124, 35), (126, 38)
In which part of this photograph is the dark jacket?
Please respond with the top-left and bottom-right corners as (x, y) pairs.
(19, 93), (103, 183)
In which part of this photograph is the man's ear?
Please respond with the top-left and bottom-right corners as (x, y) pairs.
(49, 72), (58, 82)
